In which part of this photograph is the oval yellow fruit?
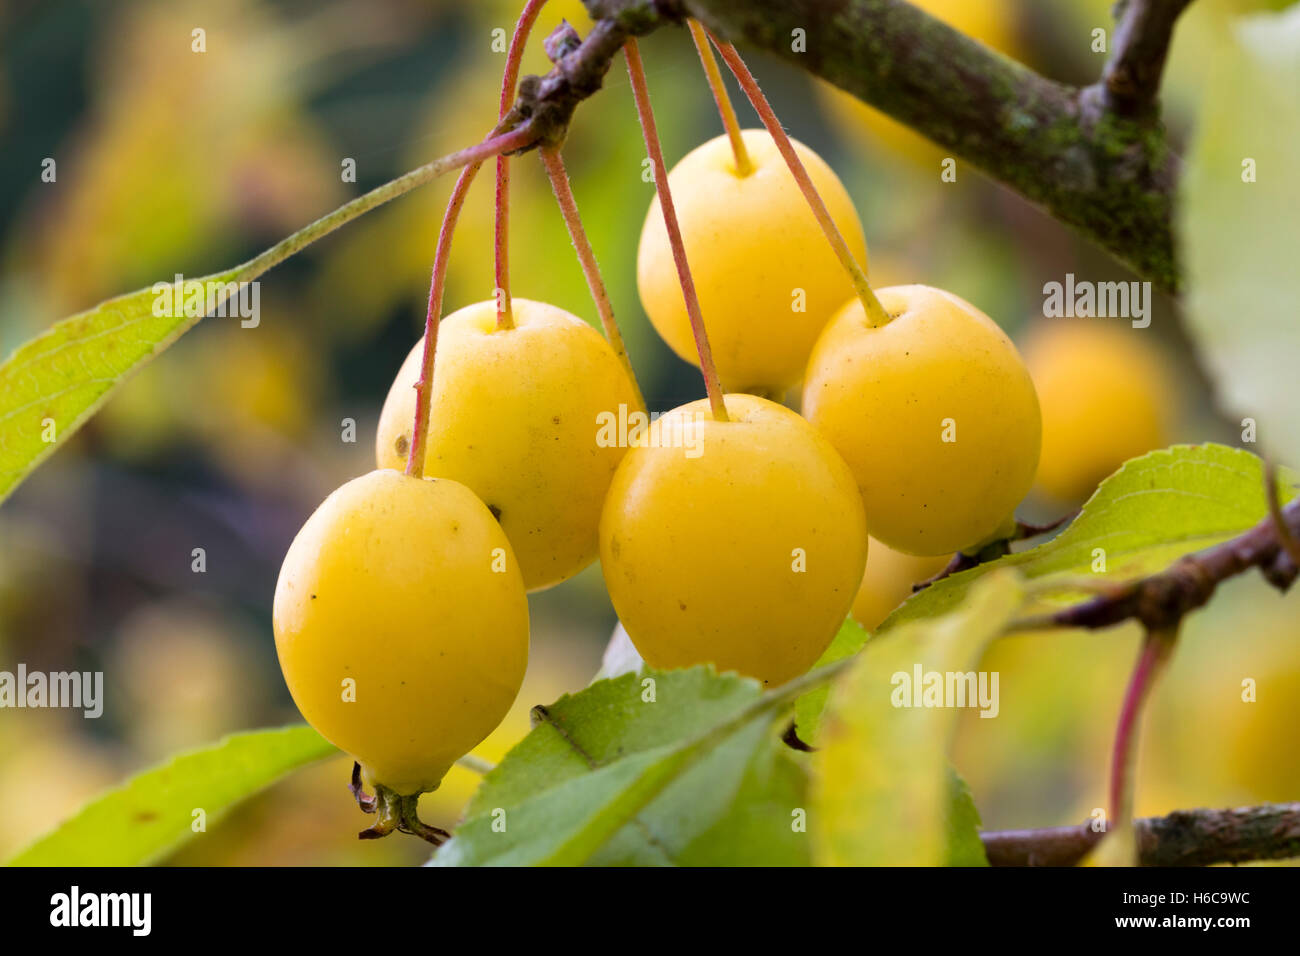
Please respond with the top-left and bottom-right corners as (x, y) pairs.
(273, 469), (529, 795)
(1024, 320), (1176, 502)
(376, 298), (641, 591)
(599, 393), (868, 686)
(803, 284), (1041, 555)
(637, 129), (868, 393)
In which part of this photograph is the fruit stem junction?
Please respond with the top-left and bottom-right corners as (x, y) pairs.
(625, 37), (729, 422)
(687, 19), (752, 177)
(710, 34), (891, 328)
(351, 763), (450, 846)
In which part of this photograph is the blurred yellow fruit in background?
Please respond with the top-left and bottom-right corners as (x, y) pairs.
(1023, 320), (1176, 503)
(817, 0), (1021, 166)
(851, 537), (951, 631)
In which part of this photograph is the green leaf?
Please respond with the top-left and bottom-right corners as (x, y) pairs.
(0, 144), (481, 505)
(6, 725), (337, 866)
(812, 571), (1023, 865)
(882, 444), (1293, 633)
(1181, 5), (1300, 471)
(0, 270), (246, 502)
(433, 666), (827, 867)
(793, 615), (869, 747)
(945, 768), (988, 867)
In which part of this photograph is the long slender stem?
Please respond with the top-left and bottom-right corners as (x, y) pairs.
(406, 161), (484, 478)
(687, 19), (751, 176)
(710, 35), (889, 328)
(494, 158), (514, 330)
(1109, 627), (1176, 826)
(539, 146), (646, 413)
(241, 125), (535, 280)
(624, 38), (728, 422)
(493, 0), (549, 331)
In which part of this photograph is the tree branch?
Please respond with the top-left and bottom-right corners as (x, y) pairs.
(680, 0), (1186, 291)
(1011, 497), (1300, 634)
(487, 0), (1196, 290)
(1098, 0), (1195, 117)
(982, 802), (1300, 866)
(506, 0), (674, 148)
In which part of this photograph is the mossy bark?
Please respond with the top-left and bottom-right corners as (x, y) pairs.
(680, 0), (1181, 291)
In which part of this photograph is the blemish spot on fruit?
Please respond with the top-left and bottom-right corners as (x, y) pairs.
(552, 415), (561, 425)
(395, 433), (410, 458)
(678, 600), (687, 611)
(311, 594), (317, 600)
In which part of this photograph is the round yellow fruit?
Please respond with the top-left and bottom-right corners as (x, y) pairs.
(376, 298), (640, 592)
(637, 129), (868, 393)
(852, 537), (952, 631)
(803, 284), (1041, 556)
(273, 469), (529, 795)
(1024, 320), (1175, 502)
(599, 393), (868, 686)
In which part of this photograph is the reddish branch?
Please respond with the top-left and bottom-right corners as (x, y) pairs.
(982, 802), (1300, 867)
(1108, 627), (1176, 826)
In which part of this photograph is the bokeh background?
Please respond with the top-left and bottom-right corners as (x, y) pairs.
(0, 0), (1295, 866)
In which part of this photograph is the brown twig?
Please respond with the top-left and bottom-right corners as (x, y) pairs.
(914, 511), (1078, 593)
(982, 802), (1300, 867)
(1010, 498), (1300, 634)
(1265, 460), (1300, 569)
(1095, 0), (1195, 117)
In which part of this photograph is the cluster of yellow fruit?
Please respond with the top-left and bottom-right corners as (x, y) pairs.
(272, 128), (1042, 802)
